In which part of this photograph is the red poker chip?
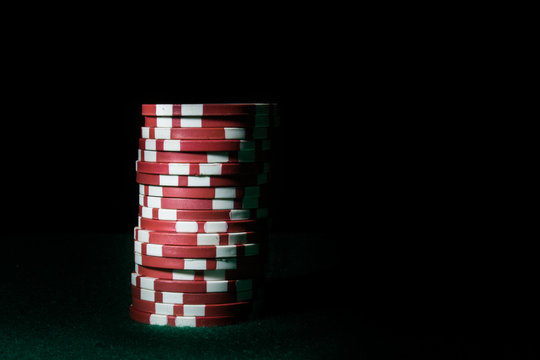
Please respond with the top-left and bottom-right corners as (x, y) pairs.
(139, 138), (271, 152)
(131, 272), (253, 292)
(134, 227), (262, 246)
(139, 184), (264, 199)
(131, 297), (253, 317)
(131, 285), (253, 304)
(139, 195), (266, 210)
(134, 241), (259, 259)
(129, 305), (247, 327)
(138, 149), (270, 163)
(141, 103), (275, 117)
(144, 116), (271, 128)
(134, 264), (261, 280)
(136, 160), (269, 175)
(141, 127), (269, 140)
(138, 206), (268, 221)
(138, 217), (263, 233)
(136, 172), (268, 187)
(134, 252), (260, 270)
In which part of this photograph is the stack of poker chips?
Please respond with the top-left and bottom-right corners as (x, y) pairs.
(129, 103), (276, 328)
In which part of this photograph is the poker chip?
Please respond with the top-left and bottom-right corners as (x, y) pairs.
(134, 241), (259, 258)
(131, 297), (252, 317)
(134, 264), (260, 280)
(138, 149), (269, 163)
(134, 252), (260, 270)
(132, 285), (254, 304)
(136, 172), (268, 188)
(139, 206), (268, 221)
(131, 102), (276, 328)
(138, 138), (271, 152)
(131, 273), (253, 292)
(141, 103), (274, 117)
(139, 194), (266, 210)
(139, 184), (264, 199)
(145, 116), (271, 128)
(137, 217), (262, 233)
(129, 306), (245, 327)
(134, 228), (261, 246)
(136, 160), (270, 175)
(141, 127), (269, 140)
(136, 172), (268, 187)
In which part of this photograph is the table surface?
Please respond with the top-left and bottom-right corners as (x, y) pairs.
(0, 233), (537, 359)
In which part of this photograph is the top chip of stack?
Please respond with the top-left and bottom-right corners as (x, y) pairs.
(142, 103), (277, 117)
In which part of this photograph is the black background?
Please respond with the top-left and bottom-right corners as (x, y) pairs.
(0, 16), (537, 357)
(1, 59), (357, 234)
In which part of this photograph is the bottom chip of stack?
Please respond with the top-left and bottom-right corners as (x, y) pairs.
(130, 306), (248, 327)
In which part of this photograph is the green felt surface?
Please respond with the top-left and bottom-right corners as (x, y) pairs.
(0, 298), (355, 360)
(0, 233), (537, 359)
(0, 233), (363, 359)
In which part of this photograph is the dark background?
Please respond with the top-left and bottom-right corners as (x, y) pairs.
(0, 64), (356, 234)
(0, 17), (537, 357)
